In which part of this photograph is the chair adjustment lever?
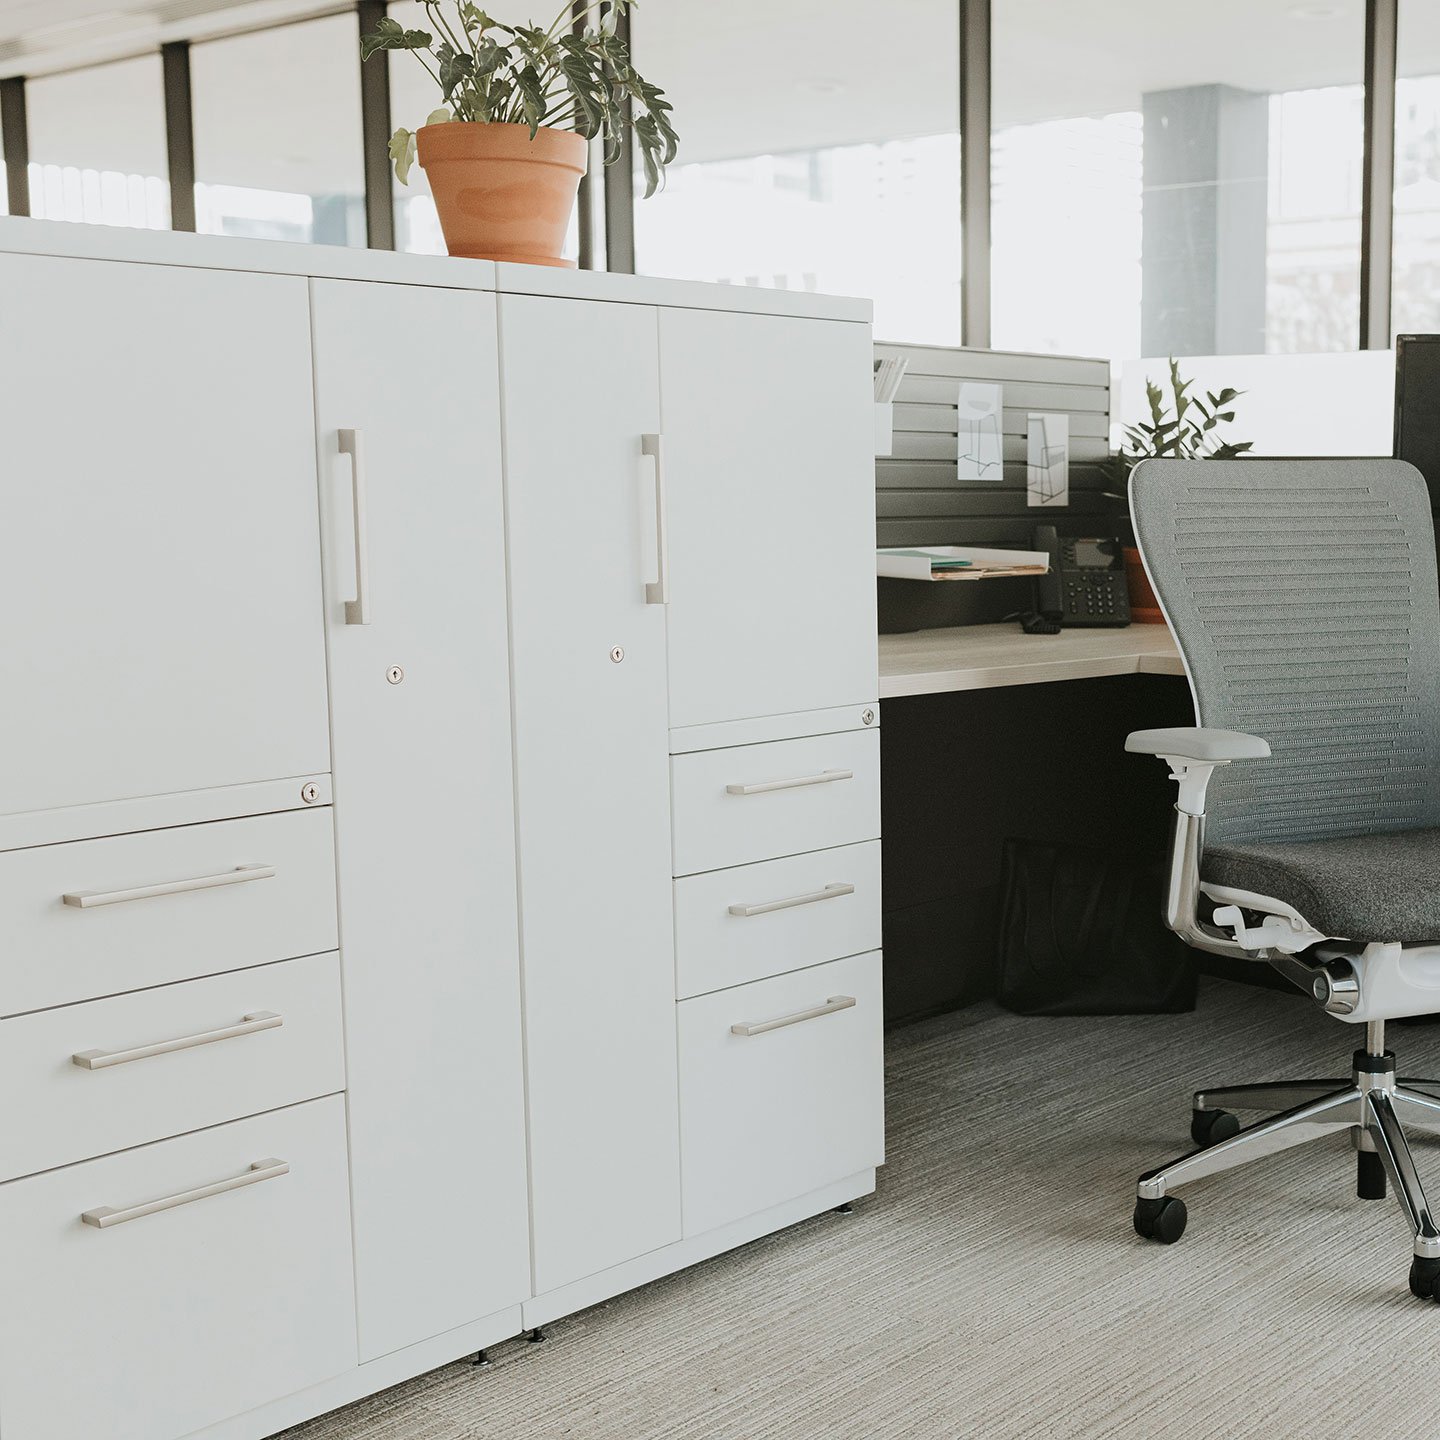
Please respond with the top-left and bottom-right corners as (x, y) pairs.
(1268, 952), (1361, 1016)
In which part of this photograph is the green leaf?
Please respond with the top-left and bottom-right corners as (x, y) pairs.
(425, 107), (453, 126)
(360, 18), (433, 61)
(562, 53), (608, 139)
(515, 64), (546, 134)
(473, 39), (507, 77)
(389, 127), (417, 185)
(434, 41), (475, 104)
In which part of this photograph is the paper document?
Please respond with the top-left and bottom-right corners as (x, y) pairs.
(1027, 413), (1069, 508)
(957, 382), (1003, 481)
(877, 546), (1049, 581)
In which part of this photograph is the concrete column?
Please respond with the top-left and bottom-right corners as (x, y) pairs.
(1141, 84), (1269, 356)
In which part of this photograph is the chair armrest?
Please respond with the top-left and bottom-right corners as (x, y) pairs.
(1125, 727), (1270, 816)
(1125, 727), (1271, 763)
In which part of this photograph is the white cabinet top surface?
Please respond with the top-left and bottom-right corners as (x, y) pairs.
(0, 216), (871, 323)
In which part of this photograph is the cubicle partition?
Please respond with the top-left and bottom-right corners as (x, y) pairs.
(872, 343), (1195, 1023)
(875, 341), (1113, 550)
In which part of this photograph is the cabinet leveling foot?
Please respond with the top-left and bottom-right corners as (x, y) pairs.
(470, 1349), (491, 1368)
(833, 1203), (854, 1215)
(528, 1327), (546, 1343)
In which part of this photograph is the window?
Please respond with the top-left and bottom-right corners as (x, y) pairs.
(992, 0), (1365, 359)
(630, 0), (962, 344)
(192, 15), (366, 246)
(27, 56), (169, 228)
(1394, 1), (1440, 335)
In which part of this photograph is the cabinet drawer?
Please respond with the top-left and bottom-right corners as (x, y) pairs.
(677, 952), (884, 1237)
(670, 730), (880, 877)
(0, 1095), (356, 1440)
(675, 842), (881, 999)
(0, 952), (344, 1182)
(0, 807), (337, 1016)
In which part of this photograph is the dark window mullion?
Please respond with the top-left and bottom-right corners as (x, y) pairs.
(1360, 0), (1398, 349)
(572, 1), (599, 269)
(959, 0), (991, 348)
(1, 76), (30, 218)
(601, 3), (635, 274)
(162, 41), (196, 232)
(357, 0), (396, 250)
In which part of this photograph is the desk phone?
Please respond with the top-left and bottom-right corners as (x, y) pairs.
(1034, 527), (1131, 628)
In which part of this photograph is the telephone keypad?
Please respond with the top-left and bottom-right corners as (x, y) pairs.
(1061, 570), (1130, 627)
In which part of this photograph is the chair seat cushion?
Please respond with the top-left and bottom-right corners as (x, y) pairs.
(1202, 828), (1440, 944)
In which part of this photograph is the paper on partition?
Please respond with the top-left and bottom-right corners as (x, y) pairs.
(957, 381), (1003, 481)
(1026, 412), (1069, 508)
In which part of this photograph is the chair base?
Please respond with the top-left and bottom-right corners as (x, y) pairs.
(1135, 1039), (1440, 1297)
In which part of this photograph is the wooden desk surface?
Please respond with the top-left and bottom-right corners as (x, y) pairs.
(878, 622), (1184, 699)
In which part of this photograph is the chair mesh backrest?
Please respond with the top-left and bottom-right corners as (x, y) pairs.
(1130, 458), (1440, 846)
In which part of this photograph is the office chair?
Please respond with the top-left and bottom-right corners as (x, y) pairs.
(1125, 457), (1440, 1300)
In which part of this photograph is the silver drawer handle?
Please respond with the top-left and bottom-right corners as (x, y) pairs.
(729, 883), (855, 918)
(72, 1011), (283, 1071)
(731, 995), (857, 1037)
(81, 1157), (289, 1230)
(62, 863), (276, 909)
(726, 769), (854, 797)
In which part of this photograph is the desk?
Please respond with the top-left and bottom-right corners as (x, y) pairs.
(879, 623), (1183, 699)
(877, 622), (1191, 1022)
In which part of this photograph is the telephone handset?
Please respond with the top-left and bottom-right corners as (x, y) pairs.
(1030, 526), (1130, 629)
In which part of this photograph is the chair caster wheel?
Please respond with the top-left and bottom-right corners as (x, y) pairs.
(1191, 1108), (1240, 1148)
(1410, 1256), (1440, 1300)
(1133, 1195), (1187, 1244)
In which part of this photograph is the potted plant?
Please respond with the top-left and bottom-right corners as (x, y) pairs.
(1102, 359), (1253, 623)
(362, 1), (678, 267)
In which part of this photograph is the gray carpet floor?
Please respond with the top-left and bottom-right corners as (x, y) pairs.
(290, 979), (1440, 1440)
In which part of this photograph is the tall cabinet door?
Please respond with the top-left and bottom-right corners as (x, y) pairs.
(659, 308), (877, 731)
(0, 253), (330, 819)
(310, 280), (530, 1359)
(500, 294), (681, 1294)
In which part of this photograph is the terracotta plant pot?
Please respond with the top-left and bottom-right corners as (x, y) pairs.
(1123, 546), (1167, 624)
(417, 122), (587, 268)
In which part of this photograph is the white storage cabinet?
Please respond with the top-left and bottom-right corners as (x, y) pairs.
(0, 223), (882, 1440)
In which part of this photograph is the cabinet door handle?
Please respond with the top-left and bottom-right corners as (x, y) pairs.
(81, 1158), (290, 1230)
(72, 1011), (283, 1071)
(726, 769), (854, 796)
(642, 433), (669, 606)
(731, 995), (857, 1037)
(340, 427), (371, 625)
(62, 863), (276, 909)
(729, 883), (855, 918)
